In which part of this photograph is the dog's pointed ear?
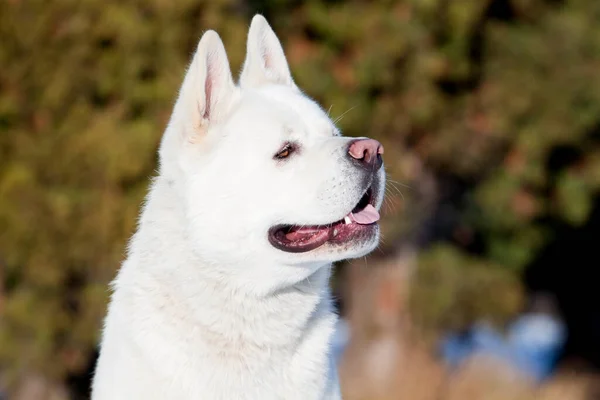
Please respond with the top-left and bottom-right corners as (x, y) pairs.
(178, 30), (236, 131)
(239, 15), (296, 89)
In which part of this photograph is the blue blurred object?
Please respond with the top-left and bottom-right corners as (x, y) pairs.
(331, 318), (350, 364)
(440, 313), (566, 382)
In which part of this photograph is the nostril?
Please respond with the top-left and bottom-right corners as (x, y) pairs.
(348, 140), (365, 160)
(348, 139), (384, 170)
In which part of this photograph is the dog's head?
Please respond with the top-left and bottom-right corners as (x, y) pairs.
(160, 15), (385, 274)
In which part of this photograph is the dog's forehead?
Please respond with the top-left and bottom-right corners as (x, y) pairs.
(231, 86), (337, 140)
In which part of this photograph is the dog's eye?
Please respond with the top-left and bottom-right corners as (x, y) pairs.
(274, 143), (294, 160)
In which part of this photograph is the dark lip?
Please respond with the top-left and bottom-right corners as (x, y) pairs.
(268, 185), (379, 253)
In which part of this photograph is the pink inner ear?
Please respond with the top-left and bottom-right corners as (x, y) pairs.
(260, 44), (273, 71)
(263, 48), (274, 70)
(204, 73), (212, 120)
(203, 53), (219, 120)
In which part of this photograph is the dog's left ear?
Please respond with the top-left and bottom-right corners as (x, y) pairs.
(239, 15), (297, 89)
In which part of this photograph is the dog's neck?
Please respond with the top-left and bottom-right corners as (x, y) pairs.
(115, 175), (336, 352)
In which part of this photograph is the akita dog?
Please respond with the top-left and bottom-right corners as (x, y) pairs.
(92, 14), (385, 400)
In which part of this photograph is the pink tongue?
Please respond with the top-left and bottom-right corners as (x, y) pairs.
(349, 204), (380, 225)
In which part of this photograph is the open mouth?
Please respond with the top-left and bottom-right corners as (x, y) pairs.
(268, 187), (380, 253)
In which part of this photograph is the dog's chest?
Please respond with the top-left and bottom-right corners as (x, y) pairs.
(96, 275), (340, 400)
(113, 320), (338, 400)
(164, 312), (336, 399)
(160, 352), (334, 400)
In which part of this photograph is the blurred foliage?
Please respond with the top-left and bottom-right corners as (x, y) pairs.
(1, 0), (600, 392)
(411, 244), (524, 335)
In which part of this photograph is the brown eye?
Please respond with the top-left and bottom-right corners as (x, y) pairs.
(274, 143), (295, 160)
(277, 149), (290, 158)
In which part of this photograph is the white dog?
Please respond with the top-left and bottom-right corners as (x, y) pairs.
(92, 15), (385, 400)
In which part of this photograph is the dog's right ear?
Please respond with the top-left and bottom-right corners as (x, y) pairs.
(161, 31), (236, 174)
(175, 30), (236, 137)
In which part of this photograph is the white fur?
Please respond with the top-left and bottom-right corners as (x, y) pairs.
(92, 15), (385, 400)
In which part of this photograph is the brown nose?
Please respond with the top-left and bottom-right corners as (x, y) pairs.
(348, 139), (384, 171)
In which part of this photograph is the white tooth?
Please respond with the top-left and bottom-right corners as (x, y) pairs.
(333, 229), (338, 237)
(344, 216), (352, 225)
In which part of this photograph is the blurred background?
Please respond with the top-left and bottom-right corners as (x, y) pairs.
(1, 0), (600, 399)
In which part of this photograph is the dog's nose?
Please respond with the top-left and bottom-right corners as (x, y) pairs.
(348, 139), (384, 171)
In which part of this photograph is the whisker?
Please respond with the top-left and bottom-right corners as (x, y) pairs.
(383, 196), (397, 214)
(385, 184), (405, 202)
(306, 275), (314, 290)
(332, 106), (357, 125)
(387, 179), (413, 190)
(379, 235), (388, 247)
(385, 183), (401, 195)
(386, 182), (402, 194)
